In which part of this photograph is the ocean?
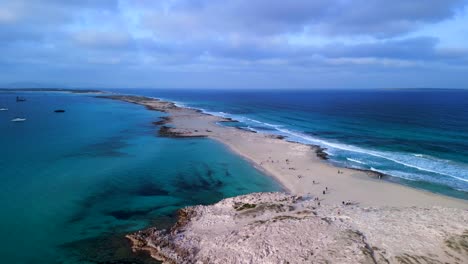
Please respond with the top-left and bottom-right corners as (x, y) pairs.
(0, 91), (281, 263)
(111, 88), (468, 200)
(1, 88), (467, 263)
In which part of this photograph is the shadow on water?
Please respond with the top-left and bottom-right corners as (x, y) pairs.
(59, 232), (162, 264)
(108, 207), (165, 221)
(96, 165), (229, 219)
(62, 161), (233, 261)
(66, 187), (122, 224)
(62, 183), (179, 263)
(57, 136), (280, 263)
(66, 179), (177, 225)
(171, 162), (228, 205)
(173, 162), (223, 191)
(132, 179), (171, 197)
(66, 135), (131, 158)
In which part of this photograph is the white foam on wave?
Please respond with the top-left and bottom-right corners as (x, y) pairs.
(270, 127), (468, 183)
(370, 168), (420, 182)
(366, 151), (468, 183)
(172, 101), (188, 108)
(243, 126), (257, 132)
(346, 158), (366, 165)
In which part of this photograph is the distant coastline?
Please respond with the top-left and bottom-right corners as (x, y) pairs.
(0, 88), (103, 94)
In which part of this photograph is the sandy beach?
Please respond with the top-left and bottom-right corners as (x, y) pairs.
(101, 94), (467, 209)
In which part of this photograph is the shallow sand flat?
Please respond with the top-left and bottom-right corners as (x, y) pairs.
(100, 95), (468, 209)
(127, 193), (468, 264)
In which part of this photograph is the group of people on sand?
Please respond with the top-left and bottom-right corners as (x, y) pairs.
(260, 156), (361, 208)
(260, 156), (280, 166)
(322, 186), (328, 195)
(260, 157), (301, 172)
(313, 197), (321, 206)
(310, 187), (329, 206)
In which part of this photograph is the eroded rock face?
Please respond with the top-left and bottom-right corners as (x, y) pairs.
(127, 193), (468, 264)
(314, 146), (329, 160)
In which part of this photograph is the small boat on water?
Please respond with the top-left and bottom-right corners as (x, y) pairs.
(16, 96), (26, 102)
(11, 117), (26, 122)
(54, 109), (65, 113)
(0, 108), (8, 111)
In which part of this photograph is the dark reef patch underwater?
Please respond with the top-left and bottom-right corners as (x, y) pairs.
(0, 91), (280, 263)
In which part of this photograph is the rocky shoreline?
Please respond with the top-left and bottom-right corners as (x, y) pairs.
(127, 192), (468, 264)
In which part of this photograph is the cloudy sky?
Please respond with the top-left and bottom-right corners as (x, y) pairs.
(1, 0), (468, 89)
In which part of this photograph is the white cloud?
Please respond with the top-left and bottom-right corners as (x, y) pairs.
(72, 30), (131, 48)
(1, 0), (468, 88)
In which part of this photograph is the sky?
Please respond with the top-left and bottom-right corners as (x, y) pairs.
(0, 0), (468, 89)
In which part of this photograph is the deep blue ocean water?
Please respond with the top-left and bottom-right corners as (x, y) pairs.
(0, 91), (281, 263)
(112, 89), (468, 200)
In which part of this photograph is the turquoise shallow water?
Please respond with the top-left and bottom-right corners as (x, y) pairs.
(0, 92), (281, 263)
